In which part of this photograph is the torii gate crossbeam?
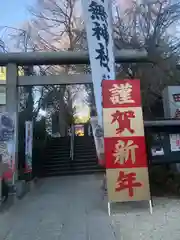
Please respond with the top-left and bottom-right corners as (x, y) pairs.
(0, 49), (148, 65)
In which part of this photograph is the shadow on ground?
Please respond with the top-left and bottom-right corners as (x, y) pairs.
(149, 165), (180, 198)
(0, 196), (15, 213)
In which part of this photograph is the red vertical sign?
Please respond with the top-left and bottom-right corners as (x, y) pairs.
(102, 80), (150, 202)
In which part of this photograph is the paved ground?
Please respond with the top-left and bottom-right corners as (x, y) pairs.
(0, 174), (119, 240)
(0, 174), (180, 240)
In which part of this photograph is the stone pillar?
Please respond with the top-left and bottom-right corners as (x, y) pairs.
(6, 63), (18, 184)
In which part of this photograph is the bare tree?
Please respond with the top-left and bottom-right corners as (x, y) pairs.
(23, 0), (90, 134)
(28, 0), (87, 74)
(0, 0), (96, 131)
(114, 0), (180, 118)
(0, 39), (7, 52)
(0, 28), (9, 53)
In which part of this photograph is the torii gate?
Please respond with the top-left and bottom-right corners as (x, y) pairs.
(1, 49), (179, 182)
(0, 49), (146, 180)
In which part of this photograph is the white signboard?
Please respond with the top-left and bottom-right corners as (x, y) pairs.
(90, 116), (104, 163)
(151, 147), (164, 156)
(170, 134), (180, 152)
(162, 87), (180, 171)
(25, 121), (33, 173)
(163, 86), (180, 118)
(82, 0), (115, 161)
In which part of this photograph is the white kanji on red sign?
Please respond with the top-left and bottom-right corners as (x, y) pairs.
(109, 82), (135, 104)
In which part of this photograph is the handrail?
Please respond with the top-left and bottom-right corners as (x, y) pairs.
(70, 125), (74, 160)
(70, 129), (72, 159)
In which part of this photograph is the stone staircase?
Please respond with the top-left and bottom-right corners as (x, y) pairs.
(41, 136), (104, 177)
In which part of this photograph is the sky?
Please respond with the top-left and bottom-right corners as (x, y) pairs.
(0, 0), (34, 27)
(0, 0), (128, 27)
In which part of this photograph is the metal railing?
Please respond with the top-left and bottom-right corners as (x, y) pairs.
(70, 125), (74, 161)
